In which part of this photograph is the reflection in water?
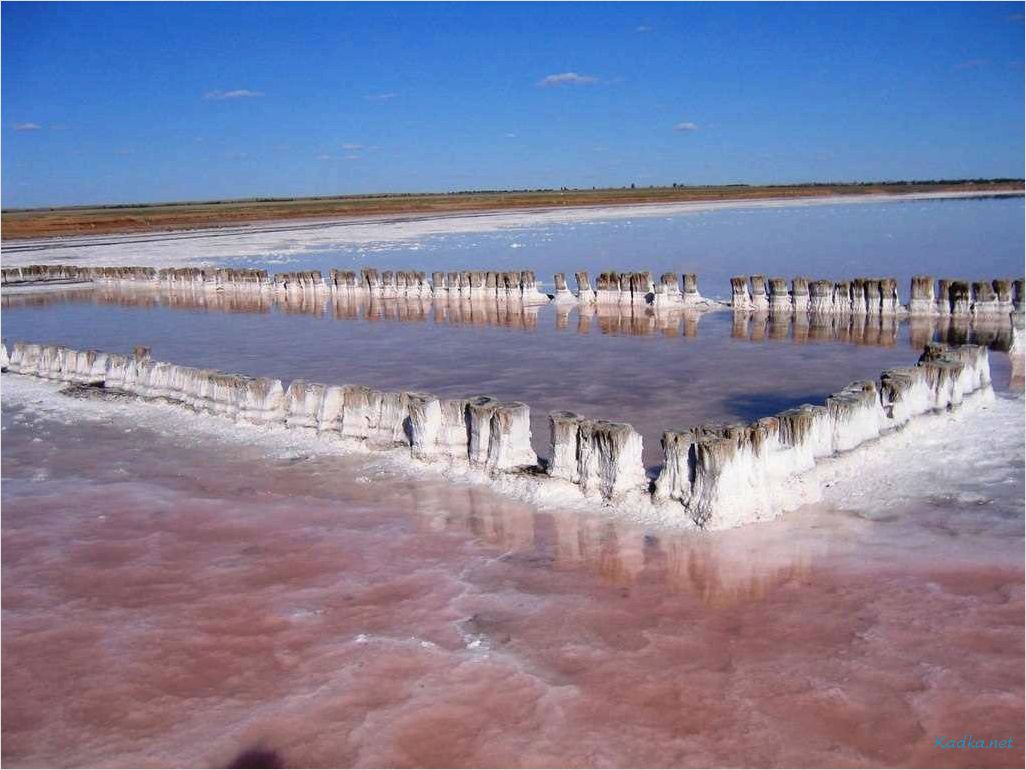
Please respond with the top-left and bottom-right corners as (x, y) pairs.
(2, 285), (274, 316)
(411, 482), (820, 605)
(4, 283), (1020, 466)
(2, 284), (1016, 350)
(730, 309), (1016, 351)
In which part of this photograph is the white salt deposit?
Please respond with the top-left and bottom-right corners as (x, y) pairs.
(3, 373), (1020, 538)
(4, 191), (1015, 268)
(819, 389), (1023, 519)
(0, 333), (1011, 533)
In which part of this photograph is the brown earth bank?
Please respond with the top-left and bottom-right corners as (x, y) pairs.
(2, 181), (1022, 241)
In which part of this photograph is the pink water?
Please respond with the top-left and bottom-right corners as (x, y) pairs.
(1, 377), (1022, 768)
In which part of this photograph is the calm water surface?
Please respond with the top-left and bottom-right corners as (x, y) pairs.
(1, 287), (1017, 463)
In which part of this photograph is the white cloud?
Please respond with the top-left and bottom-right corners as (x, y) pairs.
(504, 133), (517, 138)
(538, 72), (599, 87)
(365, 92), (397, 101)
(635, 25), (653, 32)
(203, 89), (264, 100)
(14, 122), (42, 131)
(316, 154), (333, 161)
(340, 143), (364, 150)
(673, 121), (699, 132)
(344, 154), (362, 160)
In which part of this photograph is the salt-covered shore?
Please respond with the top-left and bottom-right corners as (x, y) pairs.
(2, 371), (1021, 535)
(3, 190), (1019, 268)
(0, 335), (1013, 531)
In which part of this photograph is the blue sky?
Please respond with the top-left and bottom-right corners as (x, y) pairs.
(2, 2), (1023, 208)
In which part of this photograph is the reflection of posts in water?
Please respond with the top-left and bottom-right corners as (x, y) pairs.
(679, 309), (700, 338)
(331, 294), (361, 320)
(411, 483), (537, 552)
(277, 288), (324, 318)
(576, 304), (594, 334)
(907, 314), (935, 349)
(330, 291), (545, 330)
(931, 315), (1014, 352)
(912, 314), (1014, 352)
(749, 312), (768, 342)
(162, 286), (273, 315)
(851, 315), (894, 348)
(768, 312), (790, 342)
(1, 288), (89, 310)
(945, 315), (977, 348)
(724, 308), (1018, 350)
(363, 296), (431, 324)
(731, 311), (749, 340)
(1010, 315), (1024, 391)
(573, 303), (703, 338)
(1, 284), (279, 315)
(95, 286), (159, 311)
(555, 304), (571, 331)
(409, 495), (820, 603)
(870, 315), (898, 347)
(546, 507), (820, 603)
(660, 314), (680, 338)
(656, 533), (816, 605)
(9, 279), (1019, 351)
(807, 311), (838, 342)
(792, 311), (810, 343)
(551, 512), (645, 587)
(436, 297), (541, 331)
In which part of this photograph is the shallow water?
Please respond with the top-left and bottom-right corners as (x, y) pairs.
(0, 281), (1017, 466)
(1, 378), (1023, 768)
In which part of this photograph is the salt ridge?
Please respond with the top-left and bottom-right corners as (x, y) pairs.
(1, 337), (1004, 530)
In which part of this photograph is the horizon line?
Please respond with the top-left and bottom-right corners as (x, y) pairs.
(3, 178), (1024, 214)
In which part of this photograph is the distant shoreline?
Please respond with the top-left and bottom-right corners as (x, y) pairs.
(2, 182), (1022, 242)
(1, 188), (1021, 270)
